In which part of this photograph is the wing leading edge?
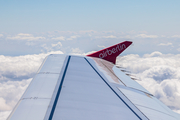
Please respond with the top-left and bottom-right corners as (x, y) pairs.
(7, 41), (180, 120)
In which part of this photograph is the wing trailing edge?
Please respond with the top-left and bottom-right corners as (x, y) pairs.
(86, 41), (132, 64)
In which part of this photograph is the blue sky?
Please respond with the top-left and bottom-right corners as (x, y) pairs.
(0, 0), (180, 56)
(1, 0), (180, 34)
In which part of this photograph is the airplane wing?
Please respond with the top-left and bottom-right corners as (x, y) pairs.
(7, 41), (180, 120)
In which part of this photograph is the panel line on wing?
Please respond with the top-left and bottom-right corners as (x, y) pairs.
(48, 56), (71, 120)
(38, 72), (60, 74)
(135, 104), (176, 118)
(116, 87), (150, 119)
(84, 57), (142, 120)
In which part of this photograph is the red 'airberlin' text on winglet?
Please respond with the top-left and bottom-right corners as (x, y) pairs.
(87, 41), (132, 64)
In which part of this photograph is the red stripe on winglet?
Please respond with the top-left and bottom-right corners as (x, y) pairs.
(87, 41), (132, 64)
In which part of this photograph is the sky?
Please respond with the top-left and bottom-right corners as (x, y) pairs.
(1, 0), (180, 119)
(0, 0), (180, 34)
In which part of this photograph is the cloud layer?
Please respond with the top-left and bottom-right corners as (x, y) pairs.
(0, 51), (63, 120)
(0, 51), (180, 120)
(117, 52), (180, 113)
(0, 31), (180, 119)
(1, 31), (180, 56)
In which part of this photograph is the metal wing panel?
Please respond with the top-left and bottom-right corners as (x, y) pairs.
(8, 99), (51, 120)
(47, 56), (148, 120)
(38, 54), (66, 73)
(22, 74), (60, 98)
(118, 86), (177, 120)
(8, 54), (67, 120)
(86, 57), (149, 120)
(137, 106), (177, 120)
(113, 66), (151, 94)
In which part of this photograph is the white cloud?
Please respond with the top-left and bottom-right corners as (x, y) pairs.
(52, 36), (65, 40)
(172, 35), (180, 38)
(0, 54), (46, 80)
(0, 79), (32, 111)
(0, 111), (11, 120)
(51, 42), (62, 48)
(0, 98), (11, 110)
(97, 45), (106, 48)
(7, 33), (45, 41)
(70, 48), (83, 55)
(0, 34), (3, 37)
(136, 34), (158, 38)
(116, 52), (180, 112)
(0, 51), (180, 119)
(67, 35), (80, 40)
(0, 51), (64, 119)
(84, 51), (97, 55)
(177, 48), (180, 52)
(158, 42), (173, 46)
(17, 33), (31, 36)
(2, 30), (180, 118)
(174, 110), (180, 114)
(0, 51), (63, 81)
(25, 42), (36, 46)
(144, 51), (163, 57)
(102, 35), (117, 38)
(119, 35), (132, 39)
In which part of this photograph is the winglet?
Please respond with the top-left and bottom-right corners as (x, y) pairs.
(87, 41), (132, 64)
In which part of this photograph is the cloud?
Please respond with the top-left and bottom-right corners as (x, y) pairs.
(0, 51), (63, 82)
(0, 51), (64, 119)
(0, 51), (180, 120)
(52, 36), (65, 40)
(0, 79), (32, 111)
(172, 35), (180, 38)
(135, 34), (158, 38)
(7, 33), (45, 41)
(70, 48), (83, 55)
(51, 42), (62, 48)
(0, 111), (11, 120)
(67, 35), (80, 40)
(158, 42), (173, 46)
(144, 51), (163, 57)
(97, 45), (106, 48)
(0, 98), (11, 110)
(0, 34), (3, 37)
(0, 54), (46, 80)
(177, 48), (180, 52)
(174, 110), (180, 114)
(116, 52), (180, 112)
(102, 35), (117, 38)
(119, 35), (132, 39)
(1, 30), (180, 118)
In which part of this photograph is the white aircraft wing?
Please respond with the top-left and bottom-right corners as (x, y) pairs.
(7, 41), (180, 120)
